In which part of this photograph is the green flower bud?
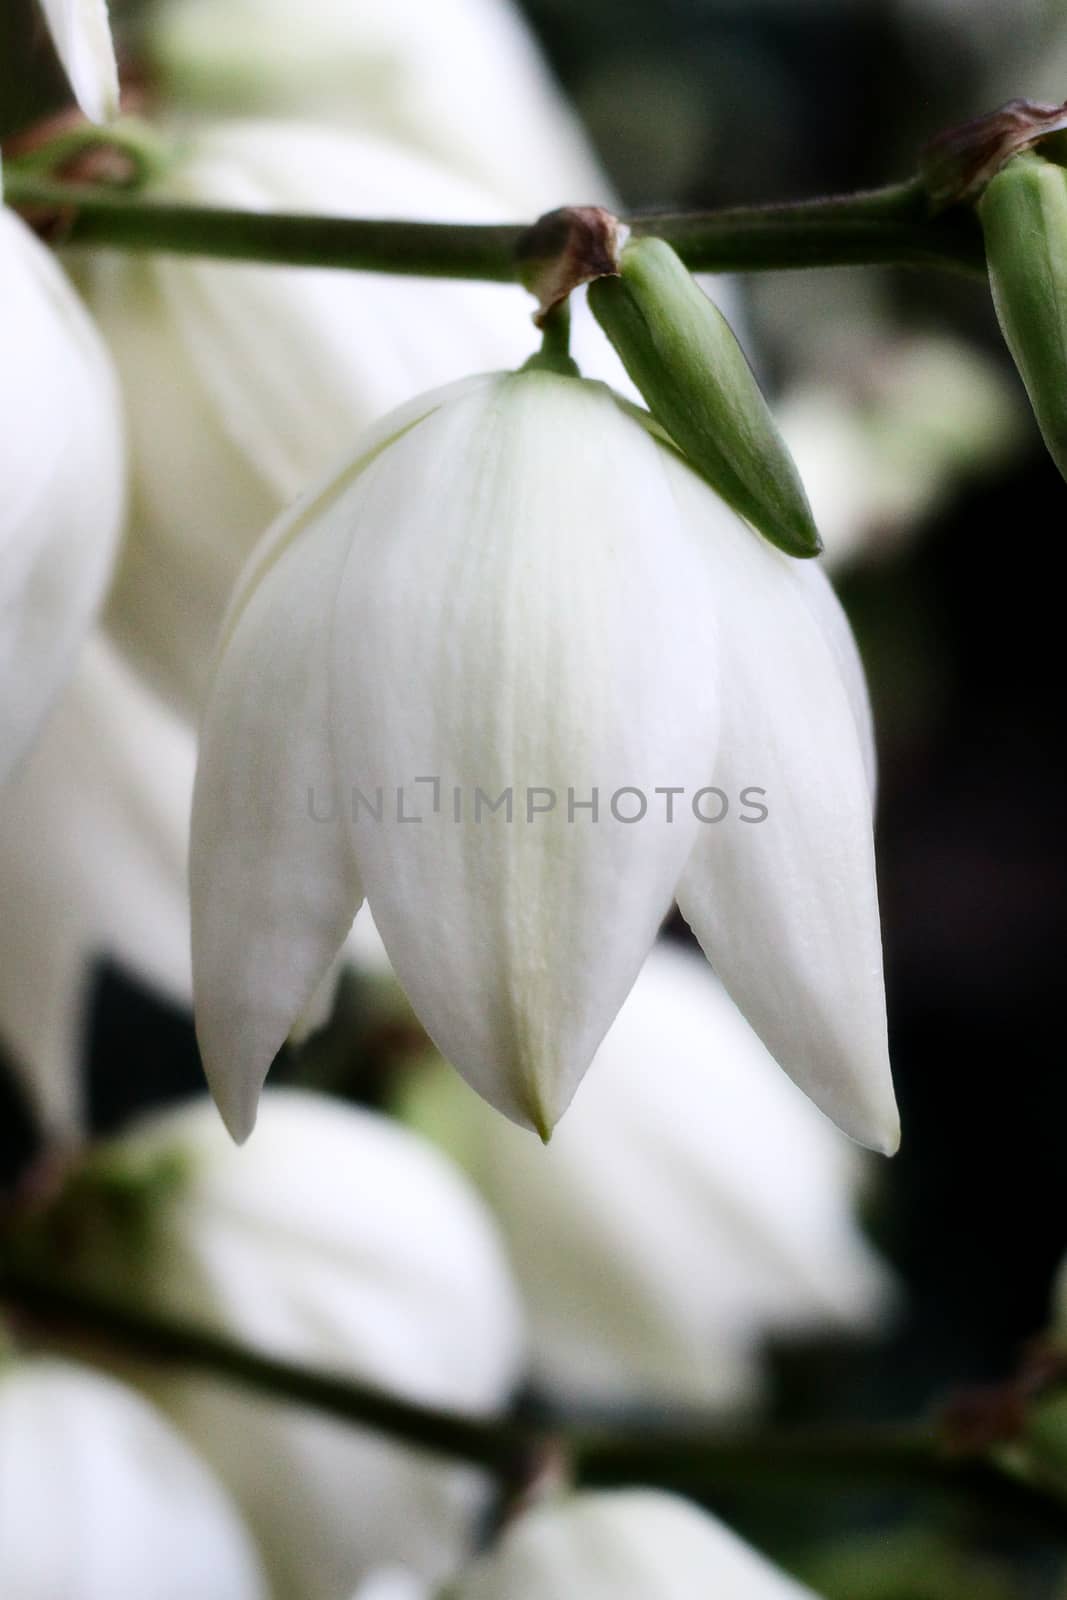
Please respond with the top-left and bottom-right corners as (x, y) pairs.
(979, 152), (1067, 483)
(589, 236), (821, 558)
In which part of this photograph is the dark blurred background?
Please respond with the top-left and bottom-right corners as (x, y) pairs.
(2, 0), (1066, 1591)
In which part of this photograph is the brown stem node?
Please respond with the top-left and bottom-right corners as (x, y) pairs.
(516, 205), (627, 325)
(922, 98), (1067, 211)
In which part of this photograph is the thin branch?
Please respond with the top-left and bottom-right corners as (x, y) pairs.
(2, 1266), (1066, 1537)
(0, 1267), (539, 1483)
(1, 171), (986, 279)
(574, 1420), (1067, 1538)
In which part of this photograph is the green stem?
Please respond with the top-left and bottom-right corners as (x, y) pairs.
(522, 300), (579, 376)
(2, 1266), (1066, 1534)
(0, 1266), (538, 1482)
(574, 1422), (1067, 1538)
(1, 172), (985, 279)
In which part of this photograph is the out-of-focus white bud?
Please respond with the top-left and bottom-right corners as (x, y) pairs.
(44, 1090), (525, 1600)
(0, 635), (194, 1135)
(451, 1490), (820, 1598)
(36, 0), (120, 122)
(84, 119), (556, 716)
(147, 0), (610, 214)
(0, 209), (124, 790)
(778, 335), (1024, 569)
(191, 368), (897, 1155)
(349, 1572), (428, 1600)
(402, 941), (893, 1411)
(0, 1356), (267, 1598)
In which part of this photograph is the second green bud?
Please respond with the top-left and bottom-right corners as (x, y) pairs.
(980, 152), (1067, 485)
(589, 237), (821, 558)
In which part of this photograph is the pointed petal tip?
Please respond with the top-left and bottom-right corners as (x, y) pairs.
(523, 1086), (556, 1146)
(211, 1084), (259, 1146)
(534, 1113), (554, 1147)
(849, 1095), (901, 1159)
(199, 1049), (261, 1146)
(510, 1073), (559, 1145)
(875, 1111), (902, 1159)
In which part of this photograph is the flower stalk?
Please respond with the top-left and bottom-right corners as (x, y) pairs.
(2, 171), (985, 279)
(3, 1263), (1067, 1534)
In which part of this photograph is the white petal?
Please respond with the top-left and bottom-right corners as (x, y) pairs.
(37, 0), (120, 122)
(330, 373), (718, 1133)
(190, 502), (361, 1142)
(0, 636), (194, 1134)
(793, 558), (878, 798)
(423, 942), (892, 1408)
(0, 1359), (266, 1598)
(454, 1491), (818, 1599)
(668, 462), (898, 1153)
(190, 382), (482, 1139)
(0, 210), (124, 788)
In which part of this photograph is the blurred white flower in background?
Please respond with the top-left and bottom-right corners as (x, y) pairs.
(36, 0), (119, 122)
(346, 1493), (825, 1600)
(40, 1091), (524, 1600)
(778, 336), (1025, 570)
(350, 1573), (428, 1600)
(191, 368), (897, 1152)
(0, 207), (124, 792)
(402, 941), (892, 1411)
(0, 1356), (267, 1599)
(0, 636), (194, 1136)
(448, 1490), (819, 1598)
(85, 119), (607, 717)
(145, 0), (610, 215)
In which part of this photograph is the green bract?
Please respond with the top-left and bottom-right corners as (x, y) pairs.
(589, 236), (821, 558)
(979, 152), (1067, 484)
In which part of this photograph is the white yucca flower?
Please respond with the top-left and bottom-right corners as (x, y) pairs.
(191, 368), (898, 1155)
(0, 635), (194, 1135)
(404, 940), (894, 1410)
(147, 0), (609, 214)
(449, 1491), (819, 1599)
(48, 1091), (524, 1600)
(36, 0), (119, 122)
(85, 120), (591, 716)
(0, 208), (124, 791)
(0, 1357), (266, 1598)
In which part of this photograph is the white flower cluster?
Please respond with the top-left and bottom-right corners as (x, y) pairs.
(0, 1), (906, 1595)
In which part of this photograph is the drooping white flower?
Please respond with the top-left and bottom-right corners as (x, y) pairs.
(402, 940), (894, 1410)
(191, 368), (898, 1154)
(46, 1091), (524, 1600)
(84, 120), (580, 717)
(450, 1491), (820, 1599)
(0, 635), (194, 1135)
(36, 0), (120, 122)
(0, 208), (124, 791)
(146, 0), (609, 214)
(0, 1356), (267, 1598)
